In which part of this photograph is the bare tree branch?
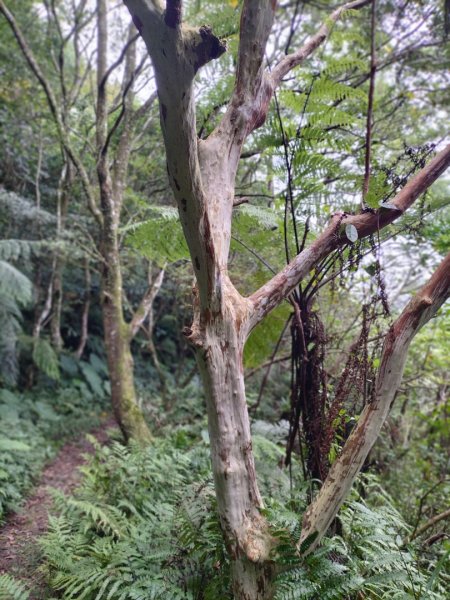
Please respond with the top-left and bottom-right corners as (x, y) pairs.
(362, 0), (377, 204)
(271, 0), (371, 88)
(0, 0), (103, 226)
(234, 0), (276, 102)
(405, 508), (450, 544)
(96, 0), (108, 154)
(248, 144), (450, 331)
(299, 252), (450, 553)
(98, 32), (139, 94)
(210, 0), (370, 172)
(129, 266), (165, 339)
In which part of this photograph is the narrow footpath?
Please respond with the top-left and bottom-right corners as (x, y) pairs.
(0, 419), (116, 598)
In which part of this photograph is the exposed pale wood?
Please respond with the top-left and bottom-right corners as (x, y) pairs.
(248, 144), (450, 330)
(299, 253), (450, 553)
(129, 267), (165, 339)
(122, 0), (450, 596)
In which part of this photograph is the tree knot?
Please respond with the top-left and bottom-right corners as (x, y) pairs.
(240, 515), (274, 563)
(186, 26), (227, 73)
(182, 325), (204, 348)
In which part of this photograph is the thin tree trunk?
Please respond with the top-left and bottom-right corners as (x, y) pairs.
(146, 266), (166, 390)
(51, 160), (72, 350)
(100, 226), (151, 443)
(96, 0), (152, 443)
(75, 258), (91, 360)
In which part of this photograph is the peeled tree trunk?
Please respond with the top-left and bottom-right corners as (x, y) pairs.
(189, 280), (276, 596)
(123, 1), (450, 597)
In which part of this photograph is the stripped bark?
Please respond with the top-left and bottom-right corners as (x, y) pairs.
(248, 144), (450, 330)
(129, 265), (165, 339)
(299, 253), (450, 553)
(122, 1), (450, 597)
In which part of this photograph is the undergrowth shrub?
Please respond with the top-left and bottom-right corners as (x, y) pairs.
(40, 433), (448, 599)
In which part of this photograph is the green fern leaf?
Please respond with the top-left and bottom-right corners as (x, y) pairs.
(32, 337), (60, 380)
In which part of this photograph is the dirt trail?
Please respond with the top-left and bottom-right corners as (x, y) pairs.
(0, 418), (116, 598)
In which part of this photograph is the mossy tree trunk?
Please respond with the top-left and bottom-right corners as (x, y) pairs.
(0, 0), (161, 444)
(100, 224), (152, 444)
(95, 0), (153, 444)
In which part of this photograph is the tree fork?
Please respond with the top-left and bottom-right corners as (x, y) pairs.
(122, 0), (450, 597)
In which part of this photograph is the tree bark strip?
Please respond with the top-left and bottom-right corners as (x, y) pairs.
(299, 253), (450, 552)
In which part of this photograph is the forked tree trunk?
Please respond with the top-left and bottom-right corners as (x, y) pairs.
(0, 0), (159, 444)
(123, 1), (450, 598)
(96, 0), (152, 444)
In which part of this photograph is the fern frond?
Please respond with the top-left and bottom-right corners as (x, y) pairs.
(32, 337), (60, 380)
(0, 260), (32, 305)
(124, 207), (188, 266)
(0, 188), (55, 225)
(0, 573), (30, 600)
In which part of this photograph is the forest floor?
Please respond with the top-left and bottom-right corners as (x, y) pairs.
(0, 417), (117, 599)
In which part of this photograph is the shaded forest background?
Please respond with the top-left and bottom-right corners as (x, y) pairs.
(0, 0), (448, 598)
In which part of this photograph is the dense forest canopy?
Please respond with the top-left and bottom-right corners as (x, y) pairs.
(0, 1), (448, 599)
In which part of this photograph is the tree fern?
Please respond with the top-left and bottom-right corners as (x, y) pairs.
(124, 207), (189, 266)
(0, 260), (32, 384)
(0, 187), (55, 227)
(0, 260), (32, 305)
(29, 336), (61, 381)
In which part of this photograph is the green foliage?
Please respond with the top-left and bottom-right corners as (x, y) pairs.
(41, 438), (229, 600)
(422, 205), (450, 253)
(125, 207), (189, 266)
(32, 337), (60, 381)
(244, 302), (290, 368)
(0, 260), (32, 306)
(0, 259), (33, 385)
(0, 189), (55, 228)
(40, 432), (449, 600)
(0, 573), (30, 600)
(271, 479), (448, 599)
